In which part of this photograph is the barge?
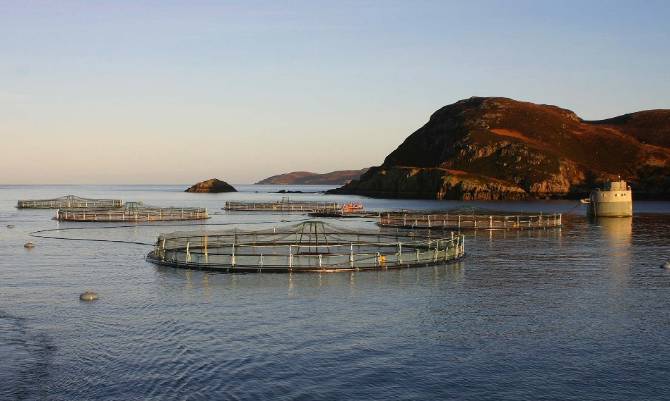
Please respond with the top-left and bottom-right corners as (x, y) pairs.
(584, 180), (633, 217)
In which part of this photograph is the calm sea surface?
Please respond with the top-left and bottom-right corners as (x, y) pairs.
(1, 185), (670, 401)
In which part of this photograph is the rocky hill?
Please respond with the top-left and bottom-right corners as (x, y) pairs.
(185, 178), (237, 193)
(329, 97), (670, 200)
(256, 169), (368, 185)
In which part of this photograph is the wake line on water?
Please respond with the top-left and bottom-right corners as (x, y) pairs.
(0, 310), (56, 400)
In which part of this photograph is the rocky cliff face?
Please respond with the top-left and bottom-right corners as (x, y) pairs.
(329, 97), (670, 200)
(185, 178), (237, 193)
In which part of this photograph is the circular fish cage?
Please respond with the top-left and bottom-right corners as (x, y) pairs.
(56, 202), (208, 222)
(224, 199), (341, 213)
(17, 195), (122, 209)
(147, 221), (465, 273)
(379, 212), (562, 230)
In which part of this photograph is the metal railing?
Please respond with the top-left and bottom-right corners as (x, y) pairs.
(147, 222), (465, 272)
(224, 200), (341, 213)
(56, 205), (208, 222)
(17, 195), (122, 209)
(379, 212), (562, 230)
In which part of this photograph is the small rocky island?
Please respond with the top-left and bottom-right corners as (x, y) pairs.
(185, 178), (237, 193)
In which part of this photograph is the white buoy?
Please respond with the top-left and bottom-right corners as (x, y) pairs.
(24, 242), (35, 249)
(79, 291), (99, 301)
(661, 262), (670, 269)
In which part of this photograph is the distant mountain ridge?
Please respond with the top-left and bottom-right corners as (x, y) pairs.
(329, 97), (670, 200)
(256, 169), (369, 185)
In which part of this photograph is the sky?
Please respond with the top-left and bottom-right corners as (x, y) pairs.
(1, 0), (669, 184)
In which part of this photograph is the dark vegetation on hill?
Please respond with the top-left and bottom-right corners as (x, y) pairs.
(329, 97), (670, 200)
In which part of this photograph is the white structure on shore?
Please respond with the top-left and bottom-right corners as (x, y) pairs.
(587, 180), (633, 217)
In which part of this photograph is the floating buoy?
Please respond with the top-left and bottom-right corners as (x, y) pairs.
(7, 225), (15, 229)
(24, 242), (35, 249)
(661, 262), (670, 269)
(79, 291), (99, 301)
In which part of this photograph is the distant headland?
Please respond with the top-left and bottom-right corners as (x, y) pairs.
(328, 97), (670, 200)
(255, 169), (369, 185)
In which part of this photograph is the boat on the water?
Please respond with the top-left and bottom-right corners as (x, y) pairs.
(583, 179), (633, 217)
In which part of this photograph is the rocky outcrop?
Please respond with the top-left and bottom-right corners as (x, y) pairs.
(329, 97), (670, 200)
(256, 168), (369, 185)
(185, 179), (237, 193)
(337, 167), (527, 200)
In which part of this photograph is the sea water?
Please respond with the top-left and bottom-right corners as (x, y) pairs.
(1, 185), (669, 400)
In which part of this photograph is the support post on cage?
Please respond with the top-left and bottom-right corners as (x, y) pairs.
(231, 242), (236, 267)
(204, 234), (208, 264)
(186, 241), (191, 263)
(288, 245), (293, 270)
(350, 243), (354, 268)
(398, 242), (403, 264)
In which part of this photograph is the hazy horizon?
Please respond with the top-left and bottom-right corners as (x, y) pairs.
(2, 0), (669, 184)
(0, 179), (355, 186)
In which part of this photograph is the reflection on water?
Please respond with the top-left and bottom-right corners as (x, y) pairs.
(470, 226), (563, 242)
(153, 261), (468, 297)
(202, 273), (211, 301)
(593, 216), (633, 245)
(591, 217), (632, 288)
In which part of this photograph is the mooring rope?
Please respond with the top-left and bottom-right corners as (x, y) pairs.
(563, 201), (585, 213)
(29, 232), (154, 246)
(28, 218), (312, 247)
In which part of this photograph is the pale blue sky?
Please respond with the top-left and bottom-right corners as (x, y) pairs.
(1, 0), (668, 184)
